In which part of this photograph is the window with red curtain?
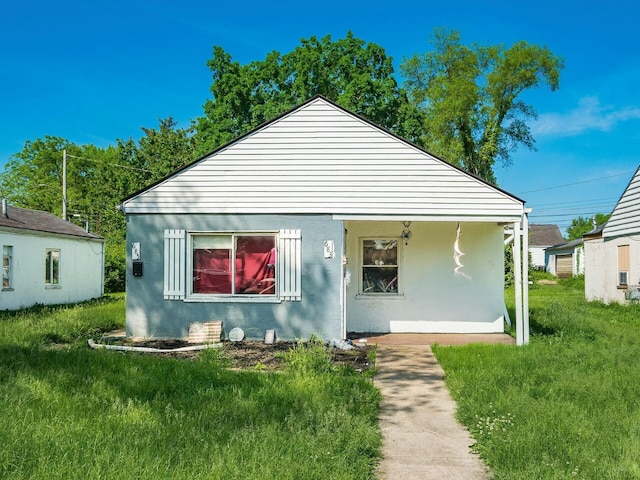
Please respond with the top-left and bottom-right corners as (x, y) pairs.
(193, 234), (276, 295)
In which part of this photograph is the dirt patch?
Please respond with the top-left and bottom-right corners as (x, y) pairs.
(122, 338), (374, 373)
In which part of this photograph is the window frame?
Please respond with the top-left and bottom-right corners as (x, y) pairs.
(359, 238), (402, 296)
(3, 245), (13, 290)
(618, 244), (630, 288)
(45, 248), (61, 288)
(186, 231), (278, 301)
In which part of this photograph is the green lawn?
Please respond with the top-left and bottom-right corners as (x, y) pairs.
(0, 296), (380, 479)
(434, 277), (640, 480)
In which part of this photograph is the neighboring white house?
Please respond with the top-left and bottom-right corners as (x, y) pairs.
(546, 238), (584, 277)
(529, 224), (565, 270)
(121, 96), (532, 345)
(0, 200), (105, 310)
(585, 166), (640, 303)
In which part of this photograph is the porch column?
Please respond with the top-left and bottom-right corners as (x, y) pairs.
(522, 210), (530, 344)
(514, 220), (524, 346)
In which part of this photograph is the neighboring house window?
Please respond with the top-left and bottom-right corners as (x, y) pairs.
(618, 245), (630, 287)
(361, 239), (399, 294)
(192, 234), (277, 295)
(3, 245), (12, 289)
(163, 229), (301, 301)
(45, 248), (60, 286)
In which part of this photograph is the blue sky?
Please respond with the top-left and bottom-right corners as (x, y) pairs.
(2, 0), (639, 233)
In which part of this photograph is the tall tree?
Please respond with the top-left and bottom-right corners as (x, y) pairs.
(401, 28), (563, 183)
(195, 32), (420, 155)
(567, 213), (611, 240)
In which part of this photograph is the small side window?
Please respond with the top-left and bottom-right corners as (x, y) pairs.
(618, 245), (630, 287)
(45, 248), (60, 286)
(3, 245), (12, 290)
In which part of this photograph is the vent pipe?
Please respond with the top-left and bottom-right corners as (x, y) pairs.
(2, 198), (7, 218)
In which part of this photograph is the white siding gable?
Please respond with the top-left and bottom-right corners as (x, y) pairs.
(123, 97), (523, 221)
(603, 166), (640, 238)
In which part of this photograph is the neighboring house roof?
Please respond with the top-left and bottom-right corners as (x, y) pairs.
(603, 165), (640, 238)
(529, 224), (565, 247)
(546, 237), (583, 253)
(0, 203), (103, 240)
(122, 95), (525, 222)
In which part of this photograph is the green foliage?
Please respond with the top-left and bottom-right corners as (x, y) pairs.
(280, 335), (335, 375)
(0, 299), (381, 479)
(0, 118), (197, 291)
(195, 32), (420, 155)
(401, 28), (563, 183)
(567, 213), (611, 240)
(435, 278), (640, 479)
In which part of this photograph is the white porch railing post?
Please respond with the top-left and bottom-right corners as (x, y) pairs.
(514, 221), (524, 346)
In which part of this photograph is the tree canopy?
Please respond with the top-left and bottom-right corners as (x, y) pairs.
(566, 213), (611, 240)
(194, 32), (421, 155)
(401, 28), (563, 183)
(0, 29), (564, 291)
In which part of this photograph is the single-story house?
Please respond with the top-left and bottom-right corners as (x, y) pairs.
(585, 166), (640, 303)
(528, 224), (565, 270)
(121, 96), (532, 344)
(0, 200), (105, 310)
(546, 238), (584, 278)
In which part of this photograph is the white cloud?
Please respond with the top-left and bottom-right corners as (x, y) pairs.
(532, 96), (640, 137)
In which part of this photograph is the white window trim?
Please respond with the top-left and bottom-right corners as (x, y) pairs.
(186, 231), (278, 301)
(45, 248), (61, 289)
(357, 237), (403, 298)
(2, 245), (13, 291)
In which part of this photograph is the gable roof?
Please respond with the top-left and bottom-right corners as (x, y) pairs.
(0, 204), (103, 240)
(122, 95), (525, 222)
(529, 224), (565, 247)
(546, 237), (583, 253)
(603, 166), (640, 238)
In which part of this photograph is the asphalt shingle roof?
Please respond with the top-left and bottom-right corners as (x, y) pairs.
(529, 224), (565, 247)
(0, 204), (103, 240)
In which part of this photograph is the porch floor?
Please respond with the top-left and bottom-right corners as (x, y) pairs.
(348, 332), (515, 346)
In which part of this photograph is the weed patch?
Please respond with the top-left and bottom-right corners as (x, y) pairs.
(0, 297), (380, 479)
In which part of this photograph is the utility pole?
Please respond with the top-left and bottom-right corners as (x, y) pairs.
(62, 149), (67, 220)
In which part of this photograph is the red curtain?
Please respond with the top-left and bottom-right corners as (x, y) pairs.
(193, 236), (276, 295)
(193, 249), (232, 294)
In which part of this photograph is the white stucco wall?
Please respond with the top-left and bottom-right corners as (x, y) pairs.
(585, 236), (640, 304)
(345, 221), (505, 333)
(0, 230), (104, 310)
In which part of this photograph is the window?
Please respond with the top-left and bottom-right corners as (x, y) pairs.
(45, 248), (60, 286)
(3, 245), (12, 289)
(192, 234), (276, 295)
(618, 245), (630, 287)
(163, 229), (301, 301)
(361, 239), (399, 294)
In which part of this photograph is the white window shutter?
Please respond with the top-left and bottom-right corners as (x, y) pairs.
(278, 229), (302, 301)
(164, 229), (186, 300)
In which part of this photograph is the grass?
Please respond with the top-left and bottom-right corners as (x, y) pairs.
(433, 276), (640, 479)
(0, 296), (381, 479)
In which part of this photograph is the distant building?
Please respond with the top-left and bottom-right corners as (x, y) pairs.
(0, 200), (105, 310)
(546, 238), (584, 278)
(585, 166), (640, 303)
(528, 224), (565, 270)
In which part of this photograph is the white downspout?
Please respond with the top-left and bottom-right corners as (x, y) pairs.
(514, 220), (524, 346)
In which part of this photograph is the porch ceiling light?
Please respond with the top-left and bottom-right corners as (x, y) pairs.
(401, 221), (411, 244)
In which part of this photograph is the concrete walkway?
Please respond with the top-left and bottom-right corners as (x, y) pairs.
(373, 343), (493, 480)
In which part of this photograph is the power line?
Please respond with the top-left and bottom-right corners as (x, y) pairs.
(66, 153), (154, 173)
(516, 170), (636, 194)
